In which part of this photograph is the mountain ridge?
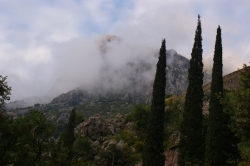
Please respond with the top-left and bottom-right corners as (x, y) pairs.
(6, 44), (191, 110)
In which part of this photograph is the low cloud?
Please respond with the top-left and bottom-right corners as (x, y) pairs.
(47, 36), (158, 99)
(0, 0), (249, 102)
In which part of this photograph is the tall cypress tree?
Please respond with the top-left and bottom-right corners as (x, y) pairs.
(178, 15), (204, 166)
(205, 26), (224, 166)
(143, 39), (166, 166)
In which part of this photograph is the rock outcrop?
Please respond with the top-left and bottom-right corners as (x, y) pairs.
(75, 114), (125, 141)
(165, 146), (179, 166)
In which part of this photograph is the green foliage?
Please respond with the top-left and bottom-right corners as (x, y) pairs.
(75, 112), (84, 126)
(143, 39), (166, 166)
(0, 114), (16, 165)
(134, 141), (144, 153)
(111, 130), (139, 145)
(61, 108), (76, 159)
(47, 139), (70, 166)
(72, 135), (96, 165)
(179, 15), (204, 166)
(205, 26), (226, 166)
(222, 109), (240, 166)
(123, 143), (142, 166)
(95, 137), (141, 166)
(0, 75), (11, 110)
(15, 110), (56, 165)
(107, 130), (145, 165)
(224, 64), (250, 165)
(129, 104), (150, 132)
(76, 94), (137, 117)
(230, 64), (250, 141)
(238, 141), (250, 166)
(0, 109), (56, 166)
(0, 75), (12, 161)
(165, 97), (173, 106)
(164, 96), (183, 150)
(96, 143), (123, 166)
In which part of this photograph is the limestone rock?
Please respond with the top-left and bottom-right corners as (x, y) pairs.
(75, 114), (126, 141)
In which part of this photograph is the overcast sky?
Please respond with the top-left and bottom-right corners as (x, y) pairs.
(0, 0), (249, 101)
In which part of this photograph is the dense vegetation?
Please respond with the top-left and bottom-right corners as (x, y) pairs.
(223, 64), (250, 166)
(0, 75), (11, 109)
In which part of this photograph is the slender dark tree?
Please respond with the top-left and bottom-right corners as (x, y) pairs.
(178, 15), (204, 166)
(61, 107), (76, 160)
(143, 39), (166, 166)
(205, 26), (224, 166)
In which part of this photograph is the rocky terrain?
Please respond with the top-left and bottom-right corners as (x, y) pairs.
(75, 113), (125, 141)
(72, 111), (179, 166)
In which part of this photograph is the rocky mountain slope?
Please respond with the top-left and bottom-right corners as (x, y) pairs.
(7, 35), (192, 110)
(73, 112), (178, 166)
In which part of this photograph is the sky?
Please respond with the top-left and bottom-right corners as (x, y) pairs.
(0, 0), (249, 101)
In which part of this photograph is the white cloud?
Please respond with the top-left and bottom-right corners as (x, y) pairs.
(0, 0), (250, 101)
(21, 44), (52, 63)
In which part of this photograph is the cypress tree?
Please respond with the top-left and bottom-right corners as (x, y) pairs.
(61, 108), (76, 160)
(205, 26), (224, 166)
(205, 26), (240, 165)
(143, 39), (166, 166)
(178, 15), (204, 166)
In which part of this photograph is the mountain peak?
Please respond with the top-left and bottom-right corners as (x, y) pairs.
(99, 35), (121, 54)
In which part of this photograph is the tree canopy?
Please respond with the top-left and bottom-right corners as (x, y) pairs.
(179, 15), (204, 166)
(143, 39), (166, 166)
(205, 26), (225, 166)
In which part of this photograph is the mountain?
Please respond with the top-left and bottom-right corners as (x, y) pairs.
(6, 35), (192, 110)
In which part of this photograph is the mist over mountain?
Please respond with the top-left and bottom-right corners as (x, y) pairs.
(6, 35), (195, 109)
